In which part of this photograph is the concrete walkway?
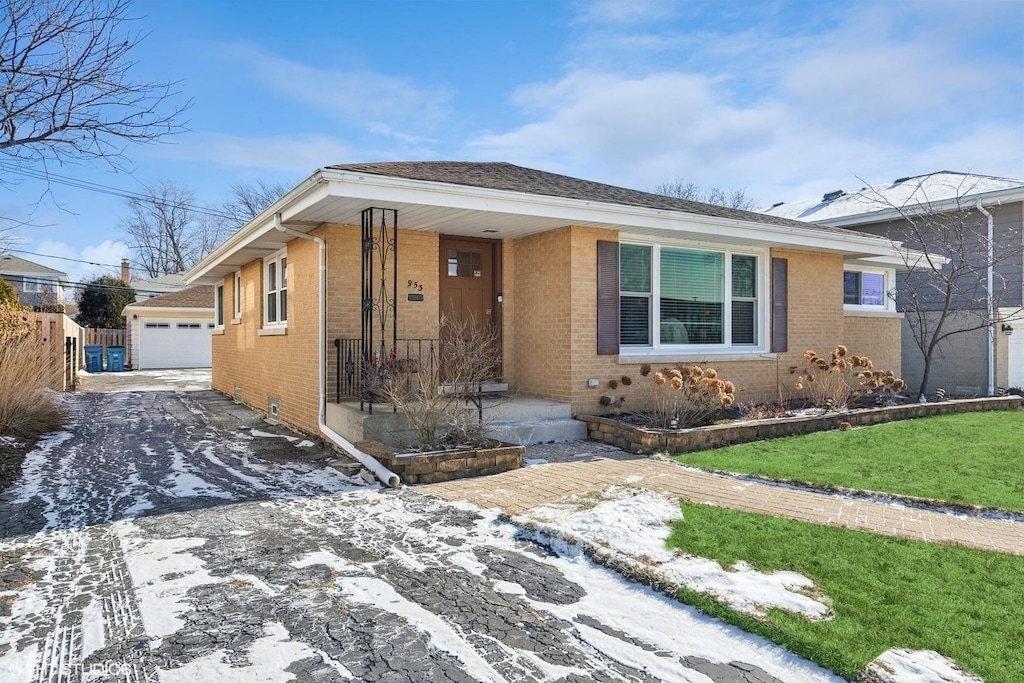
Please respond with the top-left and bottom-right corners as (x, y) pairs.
(419, 442), (1024, 556)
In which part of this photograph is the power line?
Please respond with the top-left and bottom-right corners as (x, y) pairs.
(0, 161), (239, 222)
(3, 274), (184, 297)
(5, 248), (125, 269)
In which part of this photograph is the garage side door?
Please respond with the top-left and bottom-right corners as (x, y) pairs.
(1009, 330), (1024, 389)
(138, 320), (213, 369)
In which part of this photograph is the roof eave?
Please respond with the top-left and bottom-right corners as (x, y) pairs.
(819, 186), (1024, 228)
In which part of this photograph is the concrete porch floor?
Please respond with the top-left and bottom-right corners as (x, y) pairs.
(326, 394), (587, 448)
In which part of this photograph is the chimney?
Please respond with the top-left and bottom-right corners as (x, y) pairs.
(121, 259), (130, 283)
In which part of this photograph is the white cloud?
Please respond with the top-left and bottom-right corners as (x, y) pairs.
(161, 133), (356, 172)
(574, 0), (680, 25)
(33, 239), (130, 291)
(224, 44), (450, 137)
(467, 2), (1024, 207)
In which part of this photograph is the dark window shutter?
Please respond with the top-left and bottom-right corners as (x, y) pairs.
(597, 240), (620, 355)
(771, 257), (788, 353)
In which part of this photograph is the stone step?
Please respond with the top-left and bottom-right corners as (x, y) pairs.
(479, 396), (573, 422)
(483, 418), (587, 446)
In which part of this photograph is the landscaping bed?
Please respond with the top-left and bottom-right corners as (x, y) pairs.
(582, 395), (1022, 455)
(357, 439), (524, 484)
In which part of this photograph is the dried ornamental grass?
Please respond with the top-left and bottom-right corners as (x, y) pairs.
(0, 325), (66, 438)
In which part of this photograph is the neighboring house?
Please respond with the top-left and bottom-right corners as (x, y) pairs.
(122, 286), (215, 369)
(0, 254), (70, 310)
(762, 171), (1024, 394)
(185, 161), (910, 442)
(129, 272), (189, 301)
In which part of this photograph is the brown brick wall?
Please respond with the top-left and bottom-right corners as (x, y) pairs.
(510, 227), (574, 401)
(211, 233), (323, 435)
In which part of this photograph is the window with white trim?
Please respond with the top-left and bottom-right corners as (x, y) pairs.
(20, 277), (43, 293)
(215, 283), (225, 328)
(620, 243), (763, 350)
(843, 268), (893, 311)
(264, 249), (288, 326)
(233, 271), (242, 319)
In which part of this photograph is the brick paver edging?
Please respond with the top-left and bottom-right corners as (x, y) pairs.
(582, 395), (1023, 454)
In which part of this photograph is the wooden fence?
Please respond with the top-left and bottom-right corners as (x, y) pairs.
(83, 327), (125, 348)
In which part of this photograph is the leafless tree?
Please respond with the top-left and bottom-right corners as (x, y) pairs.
(121, 181), (217, 277)
(0, 0), (188, 170)
(654, 179), (757, 210)
(866, 179), (1024, 396)
(217, 180), (288, 231)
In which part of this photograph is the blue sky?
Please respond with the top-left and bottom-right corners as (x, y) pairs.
(2, 0), (1022, 286)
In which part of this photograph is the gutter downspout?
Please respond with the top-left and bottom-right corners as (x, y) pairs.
(273, 213), (400, 487)
(977, 200), (996, 396)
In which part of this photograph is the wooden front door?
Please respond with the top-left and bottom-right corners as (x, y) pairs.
(439, 237), (494, 333)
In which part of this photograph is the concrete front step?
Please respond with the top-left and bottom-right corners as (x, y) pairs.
(327, 394), (583, 448)
(483, 418), (588, 446)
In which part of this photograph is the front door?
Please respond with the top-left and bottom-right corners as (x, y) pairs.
(438, 237), (501, 375)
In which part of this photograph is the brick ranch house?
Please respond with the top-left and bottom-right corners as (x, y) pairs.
(185, 162), (909, 454)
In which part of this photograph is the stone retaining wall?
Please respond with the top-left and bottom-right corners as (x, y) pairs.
(581, 396), (1023, 455)
(357, 440), (524, 485)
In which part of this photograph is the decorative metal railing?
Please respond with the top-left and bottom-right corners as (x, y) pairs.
(333, 337), (440, 409)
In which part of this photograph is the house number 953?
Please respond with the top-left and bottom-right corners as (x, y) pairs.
(407, 280), (423, 291)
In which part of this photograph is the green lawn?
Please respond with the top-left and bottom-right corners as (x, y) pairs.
(675, 411), (1024, 510)
(668, 501), (1024, 682)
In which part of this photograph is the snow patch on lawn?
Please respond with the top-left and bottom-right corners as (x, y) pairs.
(516, 486), (833, 622)
(864, 649), (984, 683)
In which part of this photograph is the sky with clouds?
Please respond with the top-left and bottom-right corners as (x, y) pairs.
(2, 0), (1021, 287)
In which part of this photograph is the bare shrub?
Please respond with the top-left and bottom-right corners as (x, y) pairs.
(632, 364), (736, 429)
(792, 346), (906, 410)
(0, 309), (66, 438)
(384, 314), (501, 449)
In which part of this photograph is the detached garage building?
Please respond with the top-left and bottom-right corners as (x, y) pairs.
(123, 286), (214, 369)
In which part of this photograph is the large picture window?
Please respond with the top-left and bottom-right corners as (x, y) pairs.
(264, 249), (288, 326)
(620, 243), (762, 350)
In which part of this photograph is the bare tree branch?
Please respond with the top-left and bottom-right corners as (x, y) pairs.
(120, 180), (215, 277)
(861, 175), (1024, 395)
(0, 0), (189, 171)
(653, 178), (758, 210)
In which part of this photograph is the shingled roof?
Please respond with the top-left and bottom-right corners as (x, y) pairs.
(132, 285), (214, 309)
(327, 161), (849, 234)
(0, 254), (69, 277)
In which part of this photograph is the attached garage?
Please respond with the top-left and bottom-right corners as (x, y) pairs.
(123, 286), (215, 370)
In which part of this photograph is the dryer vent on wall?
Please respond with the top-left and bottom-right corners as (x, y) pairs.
(267, 398), (280, 423)
(233, 387), (242, 403)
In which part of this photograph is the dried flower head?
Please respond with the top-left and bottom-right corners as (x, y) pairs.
(608, 379), (619, 389)
(690, 366), (704, 379)
(795, 382), (804, 390)
(653, 372), (666, 385)
(599, 395), (612, 406)
(836, 345), (848, 357)
(669, 368), (683, 380)
(804, 350), (817, 361)
(815, 359), (829, 370)
(723, 381), (735, 394)
(721, 395), (734, 407)
(640, 363), (651, 376)
(621, 376), (632, 386)
(670, 376), (683, 390)
(704, 368), (718, 379)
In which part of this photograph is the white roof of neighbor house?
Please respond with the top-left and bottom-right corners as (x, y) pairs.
(760, 171), (1024, 226)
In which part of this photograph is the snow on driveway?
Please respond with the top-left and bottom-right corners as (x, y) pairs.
(0, 389), (841, 682)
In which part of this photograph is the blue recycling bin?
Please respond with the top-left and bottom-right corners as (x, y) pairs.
(106, 346), (125, 372)
(84, 344), (103, 373)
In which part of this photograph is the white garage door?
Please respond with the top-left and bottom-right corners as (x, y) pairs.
(138, 319), (213, 369)
(1008, 330), (1024, 390)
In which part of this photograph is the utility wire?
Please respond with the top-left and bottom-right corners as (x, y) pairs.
(3, 274), (188, 297)
(0, 162), (239, 221)
(4, 248), (125, 269)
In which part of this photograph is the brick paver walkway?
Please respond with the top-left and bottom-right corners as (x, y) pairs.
(419, 445), (1024, 556)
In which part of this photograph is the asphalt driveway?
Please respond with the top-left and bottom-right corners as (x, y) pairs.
(0, 384), (838, 682)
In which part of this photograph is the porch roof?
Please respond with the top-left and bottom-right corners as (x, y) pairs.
(186, 162), (910, 285)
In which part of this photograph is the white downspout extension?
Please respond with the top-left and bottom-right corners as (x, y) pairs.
(977, 200), (996, 396)
(274, 213), (400, 487)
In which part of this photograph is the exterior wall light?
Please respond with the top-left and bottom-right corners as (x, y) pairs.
(1001, 323), (1014, 336)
